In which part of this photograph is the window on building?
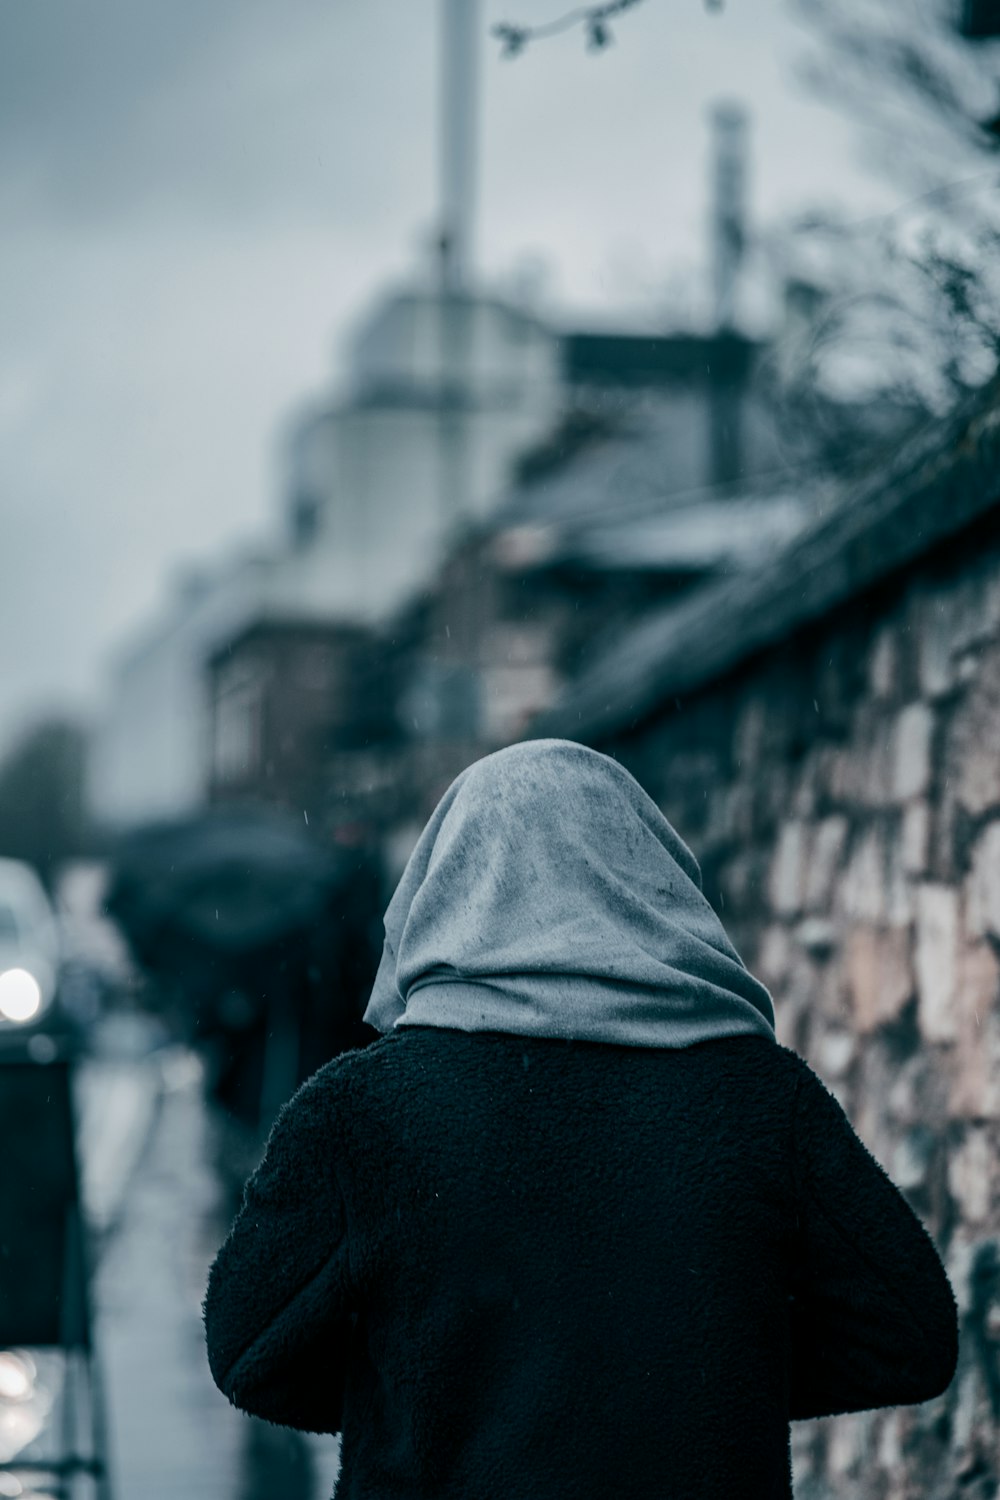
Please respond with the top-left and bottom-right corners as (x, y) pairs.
(213, 680), (262, 783)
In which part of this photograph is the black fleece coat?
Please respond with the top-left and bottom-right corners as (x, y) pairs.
(204, 1029), (958, 1499)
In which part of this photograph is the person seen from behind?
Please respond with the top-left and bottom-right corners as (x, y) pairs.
(204, 738), (958, 1498)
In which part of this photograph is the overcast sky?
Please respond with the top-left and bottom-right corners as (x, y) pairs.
(0, 0), (892, 754)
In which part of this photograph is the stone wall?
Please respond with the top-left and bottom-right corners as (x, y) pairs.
(607, 521), (1000, 1498)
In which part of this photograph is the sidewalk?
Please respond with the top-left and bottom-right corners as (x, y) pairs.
(80, 1038), (342, 1500)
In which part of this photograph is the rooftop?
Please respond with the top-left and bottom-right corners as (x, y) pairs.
(535, 375), (1000, 739)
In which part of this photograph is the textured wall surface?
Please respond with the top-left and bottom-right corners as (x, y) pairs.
(611, 525), (1000, 1499)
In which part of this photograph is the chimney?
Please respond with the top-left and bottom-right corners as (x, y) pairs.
(709, 102), (748, 332)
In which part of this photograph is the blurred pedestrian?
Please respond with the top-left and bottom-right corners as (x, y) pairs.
(204, 739), (957, 1498)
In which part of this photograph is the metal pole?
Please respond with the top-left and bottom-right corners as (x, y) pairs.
(86, 1343), (113, 1500)
(710, 102), (748, 333)
(440, 0), (480, 292)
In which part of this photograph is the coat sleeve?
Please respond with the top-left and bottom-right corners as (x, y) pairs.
(787, 1060), (959, 1421)
(203, 1067), (354, 1433)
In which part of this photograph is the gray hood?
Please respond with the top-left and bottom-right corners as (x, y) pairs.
(364, 739), (775, 1048)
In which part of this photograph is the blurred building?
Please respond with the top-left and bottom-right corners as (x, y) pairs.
(88, 79), (767, 837)
(87, 284), (560, 832)
(207, 620), (389, 815)
(283, 288), (561, 621)
(390, 325), (815, 822)
(87, 549), (366, 829)
(91, 298), (813, 837)
(89, 555), (269, 829)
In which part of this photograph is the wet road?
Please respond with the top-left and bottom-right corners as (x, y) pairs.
(80, 1036), (342, 1500)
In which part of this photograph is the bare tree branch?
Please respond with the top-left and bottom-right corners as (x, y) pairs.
(493, 0), (657, 56)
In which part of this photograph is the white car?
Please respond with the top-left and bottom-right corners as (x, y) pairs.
(0, 858), (61, 1030)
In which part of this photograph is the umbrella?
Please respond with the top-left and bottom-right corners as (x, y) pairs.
(106, 806), (348, 963)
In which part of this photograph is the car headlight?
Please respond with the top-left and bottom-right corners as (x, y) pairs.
(0, 1351), (35, 1403)
(0, 1349), (53, 1471)
(0, 969), (42, 1024)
